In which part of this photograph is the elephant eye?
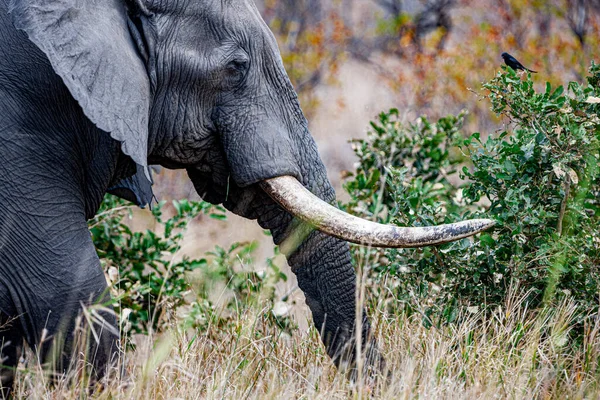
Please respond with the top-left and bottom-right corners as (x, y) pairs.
(224, 57), (249, 85)
(227, 59), (248, 72)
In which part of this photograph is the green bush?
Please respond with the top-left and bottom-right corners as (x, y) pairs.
(89, 196), (291, 336)
(343, 63), (600, 326)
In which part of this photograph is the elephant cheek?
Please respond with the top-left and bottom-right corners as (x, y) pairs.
(221, 122), (302, 187)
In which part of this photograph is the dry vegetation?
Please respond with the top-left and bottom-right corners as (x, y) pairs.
(9, 284), (600, 399)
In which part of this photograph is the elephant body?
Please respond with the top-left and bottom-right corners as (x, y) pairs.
(0, 0), (377, 392)
(0, 6), (134, 386)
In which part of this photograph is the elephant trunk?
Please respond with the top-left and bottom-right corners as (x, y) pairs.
(260, 175), (495, 248)
(286, 226), (385, 376)
(249, 179), (385, 377)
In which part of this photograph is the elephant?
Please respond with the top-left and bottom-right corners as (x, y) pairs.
(0, 0), (494, 393)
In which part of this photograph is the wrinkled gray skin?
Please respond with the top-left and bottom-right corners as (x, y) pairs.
(0, 0), (380, 393)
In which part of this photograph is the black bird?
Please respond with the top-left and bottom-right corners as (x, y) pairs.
(501, 52), (537, 73)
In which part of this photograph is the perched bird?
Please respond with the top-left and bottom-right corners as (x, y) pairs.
(501, 52), (537, 73)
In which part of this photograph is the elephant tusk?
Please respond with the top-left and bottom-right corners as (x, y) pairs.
(259, 175), (496, 248)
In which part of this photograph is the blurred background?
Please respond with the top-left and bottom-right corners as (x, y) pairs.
(135, 0), (600, 324)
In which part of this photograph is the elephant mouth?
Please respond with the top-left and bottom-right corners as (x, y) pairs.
(259, 175), (495, 248)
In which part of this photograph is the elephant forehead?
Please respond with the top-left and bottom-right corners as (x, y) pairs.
(144, 0), (258, 21)
(150, 0), (275, 51)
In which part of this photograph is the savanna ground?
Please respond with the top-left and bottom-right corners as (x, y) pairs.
(11, 293), (600, 398)
(8, 0), (600, 398)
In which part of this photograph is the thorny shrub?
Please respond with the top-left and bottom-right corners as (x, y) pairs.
(342, 63), (600, 329)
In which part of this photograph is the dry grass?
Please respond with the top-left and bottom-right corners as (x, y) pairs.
(8, 287), (600, 400)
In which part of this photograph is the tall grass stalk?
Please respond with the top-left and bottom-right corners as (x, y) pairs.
(9, 285), (600, 399)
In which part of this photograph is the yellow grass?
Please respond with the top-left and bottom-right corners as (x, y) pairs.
(8, 287), (600, 400)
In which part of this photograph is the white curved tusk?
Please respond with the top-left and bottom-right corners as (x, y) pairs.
(260, 175), (495, 248)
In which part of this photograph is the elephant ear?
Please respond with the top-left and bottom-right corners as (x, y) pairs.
(108, 165), (155, 208)
(7, 0), (151, 179)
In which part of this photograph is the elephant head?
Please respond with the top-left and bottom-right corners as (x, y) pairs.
(0, 0), (493, 386)
(7, 0), (492, 245)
